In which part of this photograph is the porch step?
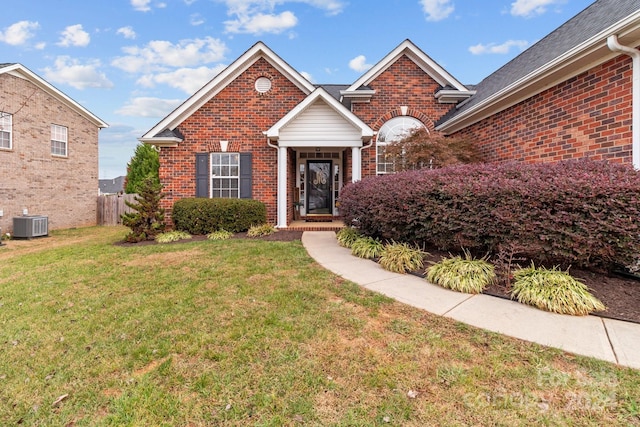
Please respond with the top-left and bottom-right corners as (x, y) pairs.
(287, 220), (344, 231)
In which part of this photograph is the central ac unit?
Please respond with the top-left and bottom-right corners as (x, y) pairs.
(13, 216), (49, 238)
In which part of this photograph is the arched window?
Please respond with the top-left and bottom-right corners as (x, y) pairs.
(376, 116), (426, 174)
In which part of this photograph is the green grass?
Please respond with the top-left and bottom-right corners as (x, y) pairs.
(0, 227), (639, 426)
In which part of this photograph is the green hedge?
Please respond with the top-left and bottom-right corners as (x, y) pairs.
(172, 198), (267, 234)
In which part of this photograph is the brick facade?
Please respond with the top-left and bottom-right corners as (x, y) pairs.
(454, 53), (634, 164)
(0, 72), (100, 234)
(157, 54), (457, 226)
(353, 56), (456, 177)
(158, 58), (307, 225)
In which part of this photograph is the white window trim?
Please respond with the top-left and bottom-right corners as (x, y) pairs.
(0, 112), (12, 150)
(51, 124), (68, 157)
(376, 116), (426, 175)
(210, 152), (240, 198)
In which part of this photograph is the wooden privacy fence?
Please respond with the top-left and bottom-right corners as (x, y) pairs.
(97, 194), (137, 226)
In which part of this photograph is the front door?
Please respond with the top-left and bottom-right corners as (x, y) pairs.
(307, 160), (332, 215)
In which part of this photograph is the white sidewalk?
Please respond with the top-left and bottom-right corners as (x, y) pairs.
(302, 231), (640, 370)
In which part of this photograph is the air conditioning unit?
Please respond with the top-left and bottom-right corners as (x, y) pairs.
(13, 215), (49, 238)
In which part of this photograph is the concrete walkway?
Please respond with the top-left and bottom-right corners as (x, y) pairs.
(302, 231), (640, 370)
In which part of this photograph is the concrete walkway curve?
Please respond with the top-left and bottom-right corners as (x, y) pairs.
(302, 231), (640, 370)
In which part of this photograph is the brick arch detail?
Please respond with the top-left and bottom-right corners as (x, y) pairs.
(372, 108), (435, 133)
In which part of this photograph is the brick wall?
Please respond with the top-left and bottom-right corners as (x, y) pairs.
(352, 55), (456, 177)
(0, 73), (100, 234)
(158, 58), (307, 225)
(454, 53), (634, 164)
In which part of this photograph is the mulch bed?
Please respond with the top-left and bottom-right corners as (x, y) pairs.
(409, 247), (640, 325)
(117, 230), (640, 324)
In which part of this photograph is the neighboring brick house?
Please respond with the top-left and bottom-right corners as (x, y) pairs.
(0, 63), (108, 234)
(141, 0), (639, 229)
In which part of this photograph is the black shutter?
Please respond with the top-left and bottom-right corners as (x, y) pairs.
(195, 153), (209, 197)
(239, 153), (252, 199)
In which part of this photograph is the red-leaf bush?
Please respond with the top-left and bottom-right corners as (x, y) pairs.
(338, 160), (640, 271)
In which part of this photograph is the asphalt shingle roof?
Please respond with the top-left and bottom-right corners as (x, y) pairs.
(446, 0), (640, 121)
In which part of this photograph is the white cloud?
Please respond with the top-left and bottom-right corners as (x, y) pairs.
(111, 37), (228, 73)
(0, 20), (39, 46)
(348, 55), (372, 73)
(137, 65), (227, 93)
(300, 71), (314, 83)
(57, 24), (90, 47)
(219, 0), (345, 35)
(225, 11), (297, 34)
(131, 0), (152, 11)
(116, 26), (137, 39)
(116, 97), (183, 118)
(468, 39), (529, 55)
(510, 0), (562, 18)
(420, 0), (454, 22)
(184, 0), (198, 4)
(190, 13), (205, 26)
(42, 56), (114, 90)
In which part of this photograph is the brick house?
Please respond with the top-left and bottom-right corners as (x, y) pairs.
(0, 63), (108, 234)
(141, 0), (639, 229)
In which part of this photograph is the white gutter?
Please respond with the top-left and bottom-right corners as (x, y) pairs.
(265, 136), (288, 228)
(608, 35), (640, 169)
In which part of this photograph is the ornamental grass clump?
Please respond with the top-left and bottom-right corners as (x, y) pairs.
(336, 227), (361, 248)
(207, 229), (233, 240)
(426, 252), (496, 294)
(247, 223), (277, 237)
(511, 264), (606, 316)
(351, 236), (385, 259)
(379, 242), (425, 273)
(155, 230), (192, 244)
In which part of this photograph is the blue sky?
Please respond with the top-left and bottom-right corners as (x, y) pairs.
(1, 0), (593, 179)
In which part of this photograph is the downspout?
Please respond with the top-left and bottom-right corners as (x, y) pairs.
(607, 35), (640, 169)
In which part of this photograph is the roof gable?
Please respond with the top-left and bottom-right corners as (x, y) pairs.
(346, 39), (469, 92)
(0, 63), (108, 128)
(141, 41), (316, 143)
(266, 87), (373, 146)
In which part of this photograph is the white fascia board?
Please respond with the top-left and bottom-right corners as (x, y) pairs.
(346, 39), (468, 92)
(138, 137), (181, 147)
(435, 89), (476, 103)
(437, 14), (640, 134)
(2, 64), (108, 128)
(141, 41), (316, 140)
(266, 87), (374, 140)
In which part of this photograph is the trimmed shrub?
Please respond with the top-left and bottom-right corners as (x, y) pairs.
(172, 198), (267, 235)
(511, 264), (606, 315)
(339, 160), (640, 271)
(426, 253), (496, 294)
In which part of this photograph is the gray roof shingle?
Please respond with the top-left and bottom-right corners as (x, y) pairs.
(444, 0), (640, 123)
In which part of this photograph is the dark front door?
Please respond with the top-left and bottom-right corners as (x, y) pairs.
(307, 160), (332, 215)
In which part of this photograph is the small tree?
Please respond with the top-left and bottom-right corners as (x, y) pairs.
(384, 128), (482, 171)
(125, 143), (160, 194)
(121, 177), (166, 242)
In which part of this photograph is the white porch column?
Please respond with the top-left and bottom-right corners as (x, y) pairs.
(351, 146), (361, 182)
(276, 146), (288, 228)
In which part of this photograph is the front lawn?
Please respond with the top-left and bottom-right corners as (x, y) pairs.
(0, 227), (638, 425)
